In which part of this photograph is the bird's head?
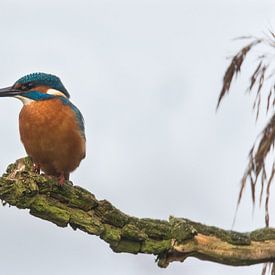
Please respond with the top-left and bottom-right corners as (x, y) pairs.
(0, 72), (70, 104)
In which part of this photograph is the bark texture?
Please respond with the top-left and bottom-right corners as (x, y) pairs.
(1, 157), (275, 268)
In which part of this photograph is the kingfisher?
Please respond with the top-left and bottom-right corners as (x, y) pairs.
(0, 72), (86, 184)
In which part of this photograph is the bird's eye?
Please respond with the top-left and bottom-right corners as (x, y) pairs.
(22, 82), (34, 90)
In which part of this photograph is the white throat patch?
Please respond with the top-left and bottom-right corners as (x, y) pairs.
(15, 95), (34, 105)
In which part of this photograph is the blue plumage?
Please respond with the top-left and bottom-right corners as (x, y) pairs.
(59, 96), (85, 138)
(16, 72), (70, 98)
(23, 91), (54, 101)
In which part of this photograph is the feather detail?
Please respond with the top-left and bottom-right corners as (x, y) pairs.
(19, 98), (86, 177)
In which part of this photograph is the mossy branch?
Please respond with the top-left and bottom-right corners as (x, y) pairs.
(1, 158), (275, 268)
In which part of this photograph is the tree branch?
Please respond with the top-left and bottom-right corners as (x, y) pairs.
(1, 158), (275, 268)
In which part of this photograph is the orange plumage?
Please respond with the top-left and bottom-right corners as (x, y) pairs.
(19, 98), (86, 180)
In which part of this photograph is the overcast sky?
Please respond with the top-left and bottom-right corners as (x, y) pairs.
(0, 1), (275, 275)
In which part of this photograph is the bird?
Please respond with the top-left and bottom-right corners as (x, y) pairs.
(0, 72), (86, 184)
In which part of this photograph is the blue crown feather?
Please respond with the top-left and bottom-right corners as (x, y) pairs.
(16, 72), (70, 98)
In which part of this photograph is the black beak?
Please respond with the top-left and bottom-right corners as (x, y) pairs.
(0, 86), (24, 97)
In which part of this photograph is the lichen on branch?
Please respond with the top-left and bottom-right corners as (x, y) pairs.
(1, 157), (275, 268)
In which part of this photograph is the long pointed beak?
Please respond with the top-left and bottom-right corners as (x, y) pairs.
(0, 86), (24, 97)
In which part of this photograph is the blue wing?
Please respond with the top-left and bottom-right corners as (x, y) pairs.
(59, 97), (85, 139)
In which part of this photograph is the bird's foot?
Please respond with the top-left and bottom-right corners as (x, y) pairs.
(57, 173), (66, 186)
(42, 172), (69, 186)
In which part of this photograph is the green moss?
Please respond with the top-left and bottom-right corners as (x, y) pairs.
(121, 224), (148, 241)
(138, 218), (171, 239)
(16, 196), (36, 209)
(20, 178), (39, 197)
(4, 163), (16, 175)
(181, 218), (251, 245)
(30, 195), (70, 227)
(0, 178), (19, 204)
(250, 228), (275, 241)
(101, 224), (121, 244)
(3, 157), (266, 264)
(111, 239), (141, 254)
(225, 231), (251, 245)
(46, 183), (98, 211)
(22, 156), (34, 171)
(169, 216), (197, 241)
(97, 200), (129, 227)
(69, 209), (104, 235)
(0, 177), (38, 207)
(141, 239), (171, 254)
(72, 186), (98, 208)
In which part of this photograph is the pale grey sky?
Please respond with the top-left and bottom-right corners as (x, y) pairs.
(0, 1), (275, 274)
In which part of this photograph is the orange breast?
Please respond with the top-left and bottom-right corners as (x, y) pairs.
(19, 98), (86, 177)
